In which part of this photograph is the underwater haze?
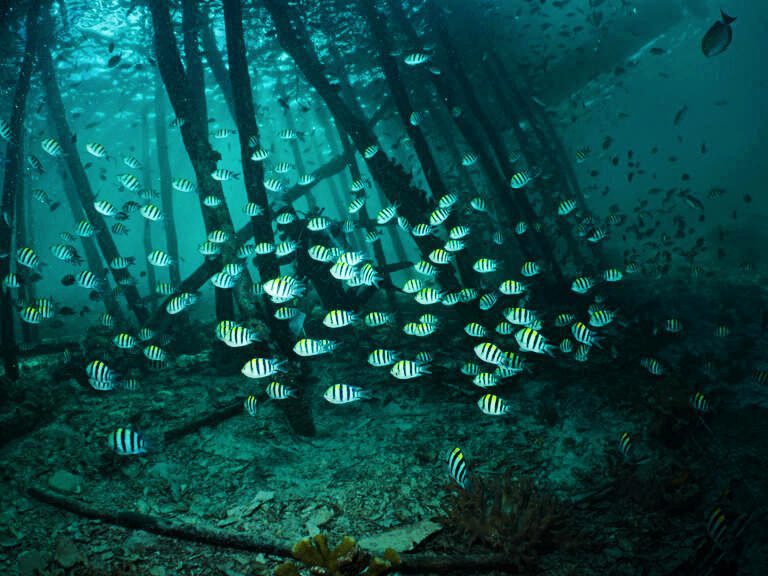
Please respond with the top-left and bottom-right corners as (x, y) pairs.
(1, 0), (767, 574)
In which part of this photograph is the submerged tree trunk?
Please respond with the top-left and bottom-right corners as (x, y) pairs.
(39, 45), (149, 324)
(422, 0), (565, 284)
(360, 0), (474, 287)
(17, 146), (38, 347)
(262, 0), (460, 289)
(141, 106), (158, 300)
(153, 73), (181, 288)
(0, 0), (41, 380)
(222, 0), (318, 439)
(56, 164), (125, 323)
(385, 0), (533, 260)
(148, 0), (243, 322)
(276, 78), (317, 213)
(145, 151), (350, 330)
(201, 9), (235, 122)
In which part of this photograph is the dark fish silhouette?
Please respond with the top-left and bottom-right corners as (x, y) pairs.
(701, 10), (736, 57)
(107, 54), (122, 68)
(673, 105), (688, 126)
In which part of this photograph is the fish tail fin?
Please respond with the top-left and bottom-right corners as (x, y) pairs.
(721, 10), (736, 25)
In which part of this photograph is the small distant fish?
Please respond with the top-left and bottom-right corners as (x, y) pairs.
(27, 155), (44, 174)
(41, 137), (63, 157)
(618, 432), (634, 460)
(244, 395), (259, 416)
(640, 357), (664, 376)
(404, 53), (430, 66)
(107, 54), (122, 68)
(689, 392), (712, 413)
(702, 10), (736, 57)
(706, 506), (728, 545)
(250, 148), (269, 161)
(363, 145), (378, 159)
(0, 119), (12, 142)
(266, 381), (295, 400)
(212, 128), (236, 139)
(673, 105), (688, 127)
(211, 169), (239, 181)
(509, 168), (538, 189)
(85, 142), (108, 159)
(409, 111), (425, 126)
(575, 147), (591, 163)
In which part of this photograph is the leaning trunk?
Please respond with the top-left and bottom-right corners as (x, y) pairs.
(39, 44), (149, 324)
(153, 73), (181, 288)
(0, 0), (41, 380)
(262, 0), (459, 290)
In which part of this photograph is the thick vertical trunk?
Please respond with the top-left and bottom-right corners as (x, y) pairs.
(148, 0), (240, 322)
(262, 0), (459, 289)
(39, 45), (149, 324)
(153, 73), (182, 288)
(0, 0), (41, 380)
(221, 0), (297, 341)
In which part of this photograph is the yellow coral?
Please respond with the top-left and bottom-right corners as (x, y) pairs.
(277, 535), (398, 576)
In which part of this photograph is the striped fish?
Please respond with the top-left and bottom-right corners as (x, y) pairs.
(363, 312), (393, 328)
(477, 393), (512, 415)
(323, 384), (369, 404)
(118, 173), (141, 192)
(147, 249), (173, 267)
(618, 432), (634, 460)
(689, 392), (712, 414)
(571, 322), (601, 347)
(166, 292), (198, 314)
(293, 338), (337, 357)
(474, 342), (509, 367)
(473, 372), (499, 388)
(390, 360), (430, 380)
(172, 178), (196, 192)
(108, 428), (147, 455)
(368, 349), (398, 367)
(143, 345), (167, 362)
(266, 381), (296, 400)
(41, 137), (63, 157)
(140, 203), (164, 221)
(16, 247), (40, 269)
(515, 328), (555, 355)
(363, 144), (378, 158)
(447, 447), (470, 489)
(242, 357), (286, 378)
(472, 258), (497, 273)
(85, 142), (108, 158)
(244, 395), (259, 416)
(219, 325), (259, 347)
